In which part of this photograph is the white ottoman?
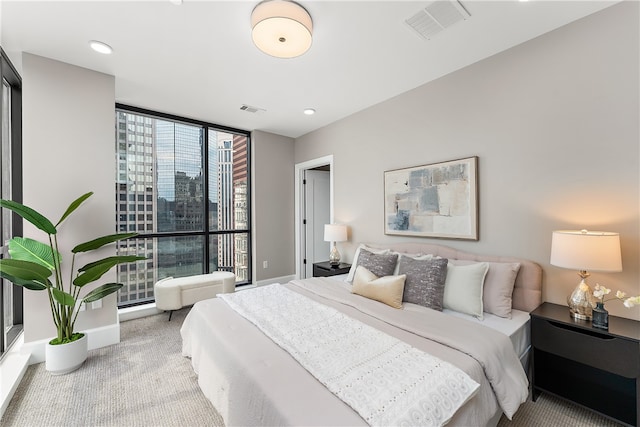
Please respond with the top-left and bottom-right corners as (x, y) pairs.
(154, 271), (236, 320)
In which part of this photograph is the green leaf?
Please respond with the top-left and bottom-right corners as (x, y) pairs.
(72, 232), (138, 253)
(83, 283), (123, 303)
(0, 199), (56, 234)
(74, 256), (143, 287)
(8, 237), (58, 270)
(0, 269), (48, 290)
(56, 192), (93, 227)
(52, 288), (75, 306)
(0, 258), (52, 281)
(78, 255), (146, 272)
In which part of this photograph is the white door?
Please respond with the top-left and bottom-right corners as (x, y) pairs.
(303, 170), (330, 278)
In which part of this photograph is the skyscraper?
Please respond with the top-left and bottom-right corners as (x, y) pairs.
(115, 111), (249, 306)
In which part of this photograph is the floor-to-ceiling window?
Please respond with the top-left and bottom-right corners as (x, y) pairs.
(0, 48), (23, 356)
(115, 105), (250, 307)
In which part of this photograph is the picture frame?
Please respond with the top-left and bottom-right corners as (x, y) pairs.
(384, 156), (478, 240)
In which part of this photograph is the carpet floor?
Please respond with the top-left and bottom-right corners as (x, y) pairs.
(2, 307), (623, 426)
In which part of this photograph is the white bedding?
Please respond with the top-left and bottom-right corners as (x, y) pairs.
(182, 277), (530, 426)
(219, 284), (480, 426)
(442, 308), (531, 369)
(329, 273), (532, 368)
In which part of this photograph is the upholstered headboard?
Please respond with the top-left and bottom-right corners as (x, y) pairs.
(366, 242), (543, 313)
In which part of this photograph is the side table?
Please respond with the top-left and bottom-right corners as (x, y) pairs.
(312, 261), (351, 277)
(531, 302), (639, 426)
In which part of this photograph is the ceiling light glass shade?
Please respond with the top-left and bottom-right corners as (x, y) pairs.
(251, 0), (313, 58)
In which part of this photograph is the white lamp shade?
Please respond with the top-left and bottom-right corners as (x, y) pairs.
(324, 224), (347, 242)
(550, 230), (622, 272)
(251, 0), (313, 58)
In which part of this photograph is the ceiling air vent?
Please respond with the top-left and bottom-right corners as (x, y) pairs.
(240, 104), (266, 114)
(405, 0), (470, 40)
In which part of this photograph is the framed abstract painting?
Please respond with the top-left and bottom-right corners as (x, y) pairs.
(384, 156), (478, 240)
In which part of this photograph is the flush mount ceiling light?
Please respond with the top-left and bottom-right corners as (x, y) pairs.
(89, 40), (113, 55)
(251, 0), (313, 59)
(303, 108), (315, 115)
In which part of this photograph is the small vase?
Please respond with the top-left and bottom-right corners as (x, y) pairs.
(592, 302), (609, 330)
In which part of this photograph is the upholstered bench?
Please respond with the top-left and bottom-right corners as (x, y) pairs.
(154, 271), (236, 320)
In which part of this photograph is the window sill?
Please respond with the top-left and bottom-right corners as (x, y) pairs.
(0, 332), (29, 418)
(118, 303), (162, 322)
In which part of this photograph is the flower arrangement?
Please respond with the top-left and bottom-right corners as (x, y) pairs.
(593, 284), (640, 308)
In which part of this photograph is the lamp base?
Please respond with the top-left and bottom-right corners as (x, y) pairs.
(329, 244), (341, 266)
(567, 278), (595, 320)
(569, 310), (592, 321)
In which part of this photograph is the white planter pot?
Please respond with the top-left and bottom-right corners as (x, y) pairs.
(45, 333), (88, 375)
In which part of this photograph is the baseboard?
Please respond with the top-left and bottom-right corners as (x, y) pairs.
(21, 322), (121, 365)
(255, 274), (296, 287)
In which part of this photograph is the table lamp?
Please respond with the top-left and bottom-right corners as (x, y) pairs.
(550, 229), (622, 320)
(324, 224), (348, 266)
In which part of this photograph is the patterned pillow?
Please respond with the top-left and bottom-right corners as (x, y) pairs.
(398, 257), (449, 311)
(346, 245), (392, 282)
(356, 249), (399, 278)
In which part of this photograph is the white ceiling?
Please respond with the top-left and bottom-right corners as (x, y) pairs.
(1, 0), (618, 138)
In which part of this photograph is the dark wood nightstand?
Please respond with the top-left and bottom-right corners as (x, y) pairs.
(312, 261), (351, 277)
(531, 302), (640, 426)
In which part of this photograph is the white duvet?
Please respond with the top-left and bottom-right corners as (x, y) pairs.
(181, 277), (529, 426)
(219, 284), (480, 427)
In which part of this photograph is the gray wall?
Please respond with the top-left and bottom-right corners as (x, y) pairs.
(252, 130), (295, 281)
(22, 54), (117, 342)
(294, 2), (639, 320)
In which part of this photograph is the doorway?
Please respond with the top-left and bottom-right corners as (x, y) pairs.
(294, 155), (334, 279)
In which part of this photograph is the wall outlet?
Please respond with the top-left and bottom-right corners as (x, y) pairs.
(263, 261), (268, 269)
(91, 300), (102, 310)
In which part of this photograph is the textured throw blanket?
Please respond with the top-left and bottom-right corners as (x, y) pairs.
(219, 284), (480, 427)
(289, 277), (529, 419)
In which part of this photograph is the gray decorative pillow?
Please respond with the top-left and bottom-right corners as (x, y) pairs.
(355, 249), (398, 278)
(398, 257), (449, 311)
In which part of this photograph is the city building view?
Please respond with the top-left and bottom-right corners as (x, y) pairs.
(115, 110), (249, 306)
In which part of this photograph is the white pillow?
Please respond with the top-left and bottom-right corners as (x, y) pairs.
(449, 260), (521, 318)
(443, 262), (489, 319)
(346, 244), (391, 282)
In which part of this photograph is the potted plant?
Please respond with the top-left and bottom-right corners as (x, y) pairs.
(0, 192), (145, 374)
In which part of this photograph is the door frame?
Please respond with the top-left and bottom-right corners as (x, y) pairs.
(294, 155), (334, 279)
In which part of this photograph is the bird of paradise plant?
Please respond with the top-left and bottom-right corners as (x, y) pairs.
(0, 192), (145, 345)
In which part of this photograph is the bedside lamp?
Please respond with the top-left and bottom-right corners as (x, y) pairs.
(324, 224), (348, 266)
(550, 229), (622, 320)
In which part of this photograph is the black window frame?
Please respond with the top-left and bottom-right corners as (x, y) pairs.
(0, 46), (23, 357)
(115, 104), (252, 308)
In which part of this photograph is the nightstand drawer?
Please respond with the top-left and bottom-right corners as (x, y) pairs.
(532, 316), (640, 378)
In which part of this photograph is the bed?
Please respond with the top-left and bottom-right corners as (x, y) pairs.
(181, 243), (542, 426)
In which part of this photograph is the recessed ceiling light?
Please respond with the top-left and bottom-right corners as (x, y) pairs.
(303, 108), (315, 115)
(89, 40), (113, 55)
(169, 0), (183, 5)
